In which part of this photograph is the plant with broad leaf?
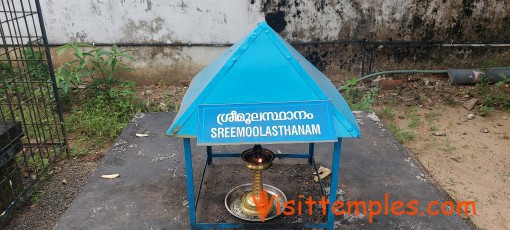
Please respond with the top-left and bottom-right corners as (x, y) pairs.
(55, 43), (144, 141)
(55, 43), (136, 98)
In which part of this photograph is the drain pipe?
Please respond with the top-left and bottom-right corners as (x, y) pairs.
(448, 68), (510, 84)
(338, 68), (510, 90)
(338, 69), (447, 90)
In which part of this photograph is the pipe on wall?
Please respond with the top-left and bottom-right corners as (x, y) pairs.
(46, 41), (510, 48)
(448, 68), (510, 84)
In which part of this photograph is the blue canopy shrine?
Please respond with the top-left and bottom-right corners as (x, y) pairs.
(167, 21), (360, 229)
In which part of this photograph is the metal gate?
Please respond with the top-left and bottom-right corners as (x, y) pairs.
(0, 0), (67, 219)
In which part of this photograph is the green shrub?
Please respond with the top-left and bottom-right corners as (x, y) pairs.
(475, 75), (510, 115)
(341, 78), (378, 110)
(376, 105), (396, 119)
(55, 43), (142, 142)
(55, 43), (135, 100)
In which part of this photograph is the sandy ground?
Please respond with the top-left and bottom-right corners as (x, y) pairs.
(368, 73), (510, 230)
(375, 104), (510, 230)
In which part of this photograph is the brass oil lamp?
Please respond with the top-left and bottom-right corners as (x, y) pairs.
(240, 145), (275, 216)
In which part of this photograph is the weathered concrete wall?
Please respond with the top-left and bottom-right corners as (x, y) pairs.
(39, 0), (510, 84)
(262, 0), (510, 41)
(42, 0), (262, 44)
(42, 0), (510, 43)
(42, 0), (260, 84)
(263, 0), (510, 81)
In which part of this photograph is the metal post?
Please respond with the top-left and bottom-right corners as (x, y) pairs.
(34, 0), (69, 157)
(327, 138), (342, 230)
(206, 146), (212, 165)
(360, 39), (367, 78)
(183, 138), (197, 227)
(368, 47), (374, 74)
(308, 143), (315, 164)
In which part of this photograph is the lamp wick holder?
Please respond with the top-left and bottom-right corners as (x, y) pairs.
(240, 145), (276, 217)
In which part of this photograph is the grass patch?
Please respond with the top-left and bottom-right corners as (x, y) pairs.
(405, 107), (421, 129)
(70, 148), (88, 158)
(29, 189), (44, 203)
(376, 105), (395, 119)
(408, 116), (420, 129)
(66, 83), (142, 143)
(425, 111), (441, 123)
(16, 150), (52, 176)
(423, 139), (438, 150)
(439, 138), (456, 154)
(447, 120), (454, 129)
(387, 123), (415, 144)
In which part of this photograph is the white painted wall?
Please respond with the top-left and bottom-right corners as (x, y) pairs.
(41, 0), (264, 44)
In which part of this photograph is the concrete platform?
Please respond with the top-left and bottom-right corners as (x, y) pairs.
(55, 112), (471, 229)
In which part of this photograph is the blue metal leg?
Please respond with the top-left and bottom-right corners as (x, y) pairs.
(327, 138), (342, 230)
(183, 138), (197, 228)
(308, 143), (315, 164)
(206, 146), (212, 165)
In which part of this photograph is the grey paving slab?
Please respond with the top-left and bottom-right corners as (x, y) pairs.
(55, 112), (471, 229)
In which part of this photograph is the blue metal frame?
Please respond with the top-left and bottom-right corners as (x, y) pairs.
(183, 138), (197, 225)
(308, 143), (315, 164)
(328, 139), (342, 230)
(182, 138), (343, 230)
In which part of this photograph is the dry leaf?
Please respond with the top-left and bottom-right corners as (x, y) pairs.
(53, 166), (62, 174)
(314, 166), (332, 182)
(101, 174), (120, 179)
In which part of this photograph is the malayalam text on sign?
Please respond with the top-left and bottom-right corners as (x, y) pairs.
(197, 101), (337, 145)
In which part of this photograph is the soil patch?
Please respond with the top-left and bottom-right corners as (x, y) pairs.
(379, 105), (510, 230)
(370, 74), (510, 230)
(4, 159), (99, 230)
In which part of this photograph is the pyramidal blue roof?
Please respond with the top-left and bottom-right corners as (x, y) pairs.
(167, 21), (360, 138)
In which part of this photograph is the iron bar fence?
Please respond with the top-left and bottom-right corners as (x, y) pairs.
(0, 0), (67, 220)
